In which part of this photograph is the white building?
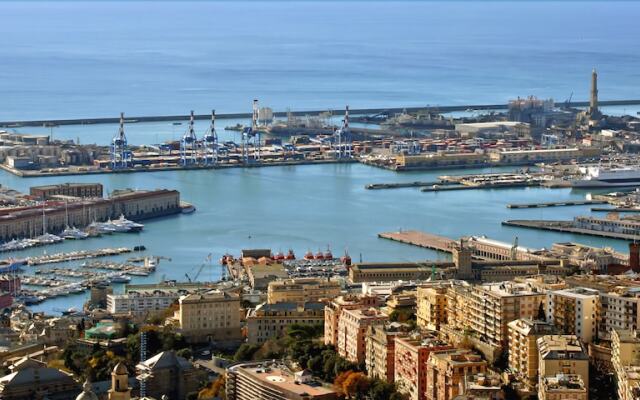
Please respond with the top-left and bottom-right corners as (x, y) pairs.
(106, 290), (179, 315)
(549, 288), (599, 344)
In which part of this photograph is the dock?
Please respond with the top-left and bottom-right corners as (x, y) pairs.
(378, 230), (456, 252)
(365, 181), (443, 190)
(506, 200), (608, 209)
(502, 219), (639, 240)
(591, 207), (640, 213)
(25, 247), (134, 266)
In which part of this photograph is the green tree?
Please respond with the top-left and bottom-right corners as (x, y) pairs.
(233, 343), (261, 361)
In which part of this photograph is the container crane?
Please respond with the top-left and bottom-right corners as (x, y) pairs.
(202, 110), (218, 166)
(110, 112), (132, 169)
(180, 110), (198, 166)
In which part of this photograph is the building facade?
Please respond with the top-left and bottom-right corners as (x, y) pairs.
(549, 288), (599, 344)
(537, 335), (589, 392)
(426, 349), (487, 400)
(336, 308), (388, 364)
(267, 277), (341, 304)
(324, 295), (379, 347)
(507, 318), (557, 388)
(178, 290), (242, 343)
(247, 302), (325, 344)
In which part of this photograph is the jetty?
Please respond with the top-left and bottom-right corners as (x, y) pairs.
(502, 220), (639, 240)
(25, 247), (134, 266)
(378, 230), (456, 252)
(365, 181), (443, 190)
(591, 207), (640, 213)
(506, 200), (608, 209)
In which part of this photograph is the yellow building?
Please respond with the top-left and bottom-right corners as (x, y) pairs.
(599, 289), (640, 341)
(177, 290), (242, 343)
(537, 335), (589, 392)
(507, 318), (557, 388)
(267, 277), (341, 304)
(365, 323), (406, 382)
(337, 308), (388, 364)
(247, 302), (325, 344)
(396, 152), (489, 170)
(444, 283), (473, 332)
(469, 282), (547, 348)
(612, 329), (640, 400)
(417, 286), (448, 330)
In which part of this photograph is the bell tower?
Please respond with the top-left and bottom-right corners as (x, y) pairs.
(108, 362), (131, 400)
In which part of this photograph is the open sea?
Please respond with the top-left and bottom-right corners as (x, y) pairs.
(0, 0), (639, 313)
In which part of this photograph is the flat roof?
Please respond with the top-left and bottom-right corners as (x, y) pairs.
(235, 364), (336, 397)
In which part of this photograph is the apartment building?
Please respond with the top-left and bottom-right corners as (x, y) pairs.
(336, 308), (388, 364)
(468, 282), (547, 348)
(426, 349), (487, 400)
(395, 333), (452, 400)
(417, 286), (448, 330)
(444, 283), (473, 332)
(246, 302), (325, 344)
(537, 335), (589, 391)
(612, 329), (640, 400)
(539, 374), (587, 400)
(324, 295), (379, 346)
(507, 318), (557, 388)
(106, 289), (178, 316)
(599, 288), (640, 340)
(365, 323), (406, 382)
(267, 277), (341, 304)
(549, 288), (599, 344)
(177, 290), (242, 343)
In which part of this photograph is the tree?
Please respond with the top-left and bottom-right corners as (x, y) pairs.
(307, 355), (323, 375)
(537, 301), (546, 321)
(233, 343), (261, 361)
(177, 348), (193, 360)
(342, 371), (370, 399)
(368, 379), (395, 400)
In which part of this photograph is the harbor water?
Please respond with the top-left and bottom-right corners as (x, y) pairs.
(0, 163), (631, 314)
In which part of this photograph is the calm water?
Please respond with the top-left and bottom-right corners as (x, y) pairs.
(0, 1), (639, 121)
(1, 0), (639, 313)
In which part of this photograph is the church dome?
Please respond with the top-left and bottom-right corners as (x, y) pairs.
(113, 361), (128, 375)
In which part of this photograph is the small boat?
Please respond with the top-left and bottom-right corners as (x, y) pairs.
(181, 204), (196, 214)
(109, 275), (131, 283)
(35, 233), (63, 245)
(285, 249), (296, 260)
(303, 250), (314, 260)
(61, 226), (89, 240)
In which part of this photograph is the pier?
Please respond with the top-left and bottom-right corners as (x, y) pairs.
(3, 99), (640, 128)
(502, 219), (638, 241)
(591, 207), (640, 213)
(506, 200), (608, 209)
(365, 181), (443, 190)
(378, 230), (456, 252)
(25, 247), (134, 266)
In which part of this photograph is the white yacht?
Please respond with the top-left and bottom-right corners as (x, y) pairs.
(61, 226), (89, 240)
(572, 166), (640, 188)
(112, 214), (144, 232)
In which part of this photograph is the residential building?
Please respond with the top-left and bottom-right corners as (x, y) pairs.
(365, 323), (406, 382)
(246, 263), (288, 290)
(267, 277), (341, 304)
(458, 371), (505, 400)
(537, 335), (589, 390)
(337, 307), (388, 364)
(395, 332), (453, 400)
(468, 282), (547, 348)
(549, 287), (599, 344)
(135, 350), (206, 400)
(0, 366), (80, 400)
(417, 286), (448, 330)
(177, 290), (242, 343)
(324, 295), (379, 346)
(247, 302), (324, 344)
(426, 349), (487, 400)
(539, 374), (587, 400)
(106, 289), (178, 316)
(444, 283), (473, 332)
(599, 288), (640, 340)
(226, 361), (337, 400)
(612, 329), (640, 400)
(507, 318), (557, 387)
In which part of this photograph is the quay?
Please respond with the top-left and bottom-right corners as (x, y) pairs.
(365, 181), (443, 190)
(377, 230), (456, 252)
(591, 207), (640, 213)
(420, 181), (540, 192)
(25, 247), (134, 266)
(507, 200), (608, 209)
(3, 99), (640, 127)
(502, 219), (639, 241)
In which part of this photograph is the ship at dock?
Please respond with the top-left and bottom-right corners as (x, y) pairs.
(572, 165), (640, 188)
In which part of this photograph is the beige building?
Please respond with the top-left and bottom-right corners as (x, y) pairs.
(337, 308), (388, 364)
(177, 290), (242, 343)
(246, 263), (288, 290)
(426, 349), (487, 400)
(247, 302), (324, 344)
(600, 288), (640, 340)
(267, 277), (341, 304)
(539, 374), (587, 400)
(365, 323), (407, 382)
(537, 335), (589, 392)
(136, 350), (206, 400)
(348, 262), (453, 283)
(469, 282), (547, 348)
(324, 295), (379, 346)
(612, 329), (640, 400)
(395, 333), (452, 400)
(507, 318), (557, 388)
(108, 362), (131, 400)
(445, 283), (473, 332)
(549, 288), (599, 344)
(417, 286), (448, 330)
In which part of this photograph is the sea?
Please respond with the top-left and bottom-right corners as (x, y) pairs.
(0, 0), (639, 313)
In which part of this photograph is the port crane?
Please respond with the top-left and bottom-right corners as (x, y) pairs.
(241, 99), (261, 164)
(180, 110), (199, 166)
(110, 112), (132, 169)
(201, 110), (218, 166)
(184, 254), (213, 282)
(333, 105), (352, 159)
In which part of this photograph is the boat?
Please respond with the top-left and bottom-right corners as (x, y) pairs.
(112, 214), (144, 232)
(314, 250), (325, 260)
(61, 226), (89, 240)
(109, 275), (131, 283)
(181, 204), (196, 214)
(303, 250), (314, 260)
(572, 166), (640, 188)
(285, 249), (296, 260)
(35, 233), (63, 245)
(88, 221), (117, 234)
